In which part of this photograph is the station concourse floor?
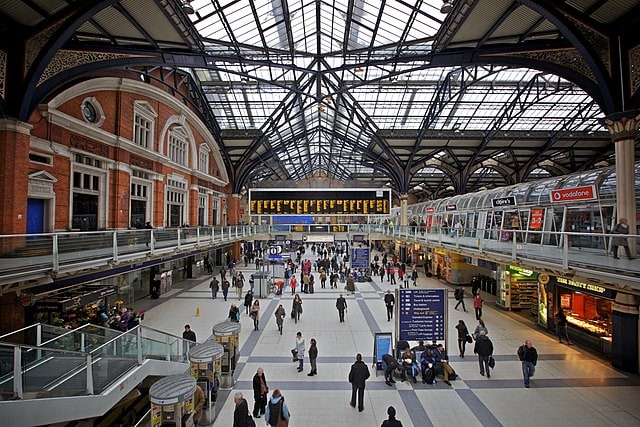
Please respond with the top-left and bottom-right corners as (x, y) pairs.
(141, 259), (640, 427)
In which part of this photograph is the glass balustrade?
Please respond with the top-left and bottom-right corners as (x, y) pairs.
(20, 346), (88, 398)
(89, 331), (139, 394)
(139, 326), (187, 362)
(0, 345), (15, 400)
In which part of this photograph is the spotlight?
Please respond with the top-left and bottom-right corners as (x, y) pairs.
(182, 1), (195, 15)
(440, 0), (454, 14)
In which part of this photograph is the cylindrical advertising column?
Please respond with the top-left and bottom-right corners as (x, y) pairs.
(189, 341), (224, 425)
(213, 320), (241, 389)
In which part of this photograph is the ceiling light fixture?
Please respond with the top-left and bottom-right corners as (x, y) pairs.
(440, 0), (454, 14)
(182, 0), (195, 15)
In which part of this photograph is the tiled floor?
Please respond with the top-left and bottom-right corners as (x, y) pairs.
(142, 255), (640, 427)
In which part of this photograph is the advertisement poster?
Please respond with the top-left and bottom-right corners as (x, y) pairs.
(373, 332), (393, 372)
(398, 289), (446, 341)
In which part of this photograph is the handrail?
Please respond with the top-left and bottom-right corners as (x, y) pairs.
(0, 323), (43, 341)
(0, 341), (88, 356)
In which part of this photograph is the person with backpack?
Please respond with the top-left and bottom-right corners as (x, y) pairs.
(517, 340), (538, 388)
(264, 389), (290, 426)
(474, 329), (494, 378)
(454, 286), (468, 312)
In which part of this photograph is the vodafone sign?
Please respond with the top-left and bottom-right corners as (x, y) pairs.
(550, 185), (597, 203)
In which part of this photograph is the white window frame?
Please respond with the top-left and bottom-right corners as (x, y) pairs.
(133, 101), (157, 149)
(130, 171), (153, 228)
(70, 154), (108, 230)
(199, 143), (210, 174)
(167, 127), (188, 166)
(165, 175), (188, 227)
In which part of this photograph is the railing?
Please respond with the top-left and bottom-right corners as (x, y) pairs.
(380, 225), (640, 282)
(0, 225), (264, 284)
(0, 325), (192, 400)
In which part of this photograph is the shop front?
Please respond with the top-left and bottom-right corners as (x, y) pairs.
(496, 265), (539, 313)
(543, 276), (614, 355)
(32, 285), (116, 328)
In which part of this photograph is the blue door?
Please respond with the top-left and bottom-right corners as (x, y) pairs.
(27, 198), (45, 234)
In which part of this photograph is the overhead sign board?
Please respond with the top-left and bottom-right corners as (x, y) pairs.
(248, 188), (391, 215)
(398, 288), (446, 341)
(351, 247), (370, 270)
(491, 196), (516, 207)
(550, 185), (597, 203)
(445, 204), (457, 211)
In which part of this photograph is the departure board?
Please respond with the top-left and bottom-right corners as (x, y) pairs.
(248, 189), (391, 215)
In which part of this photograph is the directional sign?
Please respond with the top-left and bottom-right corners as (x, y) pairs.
(351, 247), (370, 270)
(398, 288), (446, 341)
(491, 196), (516, 207)
(269, 245), (283, 255)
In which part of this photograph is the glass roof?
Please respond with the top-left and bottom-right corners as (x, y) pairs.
(185, 0), (608, 192)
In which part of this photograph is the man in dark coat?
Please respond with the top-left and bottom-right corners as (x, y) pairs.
(384, 290), (395, 322)
(473, 329), (494, 378)
(336, 294), (348, 322)
(348, 353), (370, 412)
(252, 367), (268, 418)
(233, 392), (249, 427)
(381, 353), (398, 386)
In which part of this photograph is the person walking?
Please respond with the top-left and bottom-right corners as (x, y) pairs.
(517, 340), (538, 388)
(221, 277), (230, 301)
(611, 217), (634, 259)
(307, 338), (318, 376)
(384, 290), (395, 322)
(232, 392), (250, 427)
(381, 406), (403, 427)
(473, 319), (488, 340)
(348, 353), (370, 412)
(345, 274), (356, 294)
(243, 290), (253, 314)
(209, 277), (219, 299)
(294, 331), (305, 372)
(236, 271), (244, 300)
(250, 300), (261, 331)
(336, 293), (348, 322)
(554, 309), (572, 344)
(473, 292), (484, 320)
(289, 275), (297, 295)
(274, 304), (286, 335)
(292, 294), (303, 323)
(455, 319), (470, 358)
(402, 271), (410, 288)
(474, 330), (494, 378)
(252, 367), (268, 418)
(411, 267), (418, 287)
(264, 389), (291, 427)
(454, 286), (468, 312)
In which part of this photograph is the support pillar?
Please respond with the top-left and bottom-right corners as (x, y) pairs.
(399, 194), (408, 228)
(0, 120), (31, 236)
(605, 111), (640, 258)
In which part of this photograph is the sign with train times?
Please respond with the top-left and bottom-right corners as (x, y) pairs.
(249, 188), (391, 215)
(398, 288), (447, 341)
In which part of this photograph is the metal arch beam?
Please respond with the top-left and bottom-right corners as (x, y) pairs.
(18, 0), (120, 121)
(515, 0), (615, 113)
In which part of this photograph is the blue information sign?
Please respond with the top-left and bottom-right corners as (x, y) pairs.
(398, 289), (446, 341)
(374, 332), (393, 371)
(351, 247), (370, 270)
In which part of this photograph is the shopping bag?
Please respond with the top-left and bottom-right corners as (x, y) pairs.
(291, 349), (298, 362)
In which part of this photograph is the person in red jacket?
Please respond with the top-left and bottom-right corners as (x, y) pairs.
(473, 293), (484, 320)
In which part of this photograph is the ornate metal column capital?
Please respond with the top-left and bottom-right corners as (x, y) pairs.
(604, 110), (640, 142)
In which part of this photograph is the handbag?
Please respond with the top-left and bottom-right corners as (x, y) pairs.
(466, 335), (473, 343)
(291, 349), (298, 362)
(488, 356), (495, 368)
(276, 400), (289, 427)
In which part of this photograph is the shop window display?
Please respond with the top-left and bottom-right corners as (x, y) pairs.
(560, 290), (612, 338)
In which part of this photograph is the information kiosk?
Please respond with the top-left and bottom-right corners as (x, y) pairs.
(149, 374), (196, 427)
(188, 341), (224, 425)
(212, 320), (241, 388)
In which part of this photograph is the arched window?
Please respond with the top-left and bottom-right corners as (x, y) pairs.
(133, 101), (157, 149)
(168, 126), (188, 166)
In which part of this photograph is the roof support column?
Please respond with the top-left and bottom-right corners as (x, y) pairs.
(0, 119), (31, 236)
(399, 194), (408, 229)
(605, 111), (640, 258)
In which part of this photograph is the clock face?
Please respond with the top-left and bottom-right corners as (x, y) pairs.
(83, 101), (97, 123)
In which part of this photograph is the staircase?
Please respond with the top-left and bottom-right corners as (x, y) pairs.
(0, 323), (191, 426)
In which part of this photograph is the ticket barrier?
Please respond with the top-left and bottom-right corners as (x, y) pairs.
(149, 375), (196, 427)
(188, 341), (224, 425)
(212, 320), (241, 389)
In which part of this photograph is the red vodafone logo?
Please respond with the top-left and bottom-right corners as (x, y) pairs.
(550, 185), (597, 202)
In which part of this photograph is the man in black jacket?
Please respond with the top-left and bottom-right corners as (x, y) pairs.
(518, 340), (538, 388)
(252, 367), (268, 418)
(348, 353), (370, 412)
(233, 392), (250, 427)
(473, 330), (494, 378)
(384, 290), (395, 322)
(381, 353), (398, 386)
(336, 294), (348, 322)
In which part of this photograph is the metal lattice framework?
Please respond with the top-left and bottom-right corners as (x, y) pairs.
(1, 0), (640, 199)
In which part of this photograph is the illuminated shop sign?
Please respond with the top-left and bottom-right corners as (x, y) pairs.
(491, 196), (516, 207)
(550, 185), (597, 203)
(445, 204), (457, 211)
(550, 276), (614, 299)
